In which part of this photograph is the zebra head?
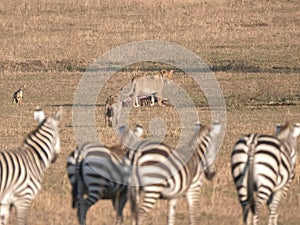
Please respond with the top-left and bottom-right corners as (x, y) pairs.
(34, 107), (63, 163)
(118, 125), (143, 168)
(276, 122), (300, 167)
(51, 107), (63, 161)
(194, 122), (221, 180)
(118, 125), (143, 148)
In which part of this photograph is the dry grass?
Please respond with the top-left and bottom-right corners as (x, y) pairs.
(0, 0), (299, 71)
(0, 0), (300, 224)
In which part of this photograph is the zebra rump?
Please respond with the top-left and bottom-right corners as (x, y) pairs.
(231, 122), (300, 225)
(66, 125), (144, 225)
(67, 143), (127, 225)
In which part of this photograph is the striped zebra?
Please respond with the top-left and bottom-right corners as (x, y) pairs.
(66, 125), (143, 225)
(104, 94), (122, 128)
(125, 122), (221, 225)
(231, 122), (300, 225)
(0, 107), (63, 225)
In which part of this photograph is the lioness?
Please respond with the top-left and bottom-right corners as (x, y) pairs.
(122, 69), (173, 107)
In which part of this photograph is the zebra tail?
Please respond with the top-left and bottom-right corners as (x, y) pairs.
(72, 179), (78, 208)
(121, 79), (136, 97)
(246, 143), (255, 217)
(72, 148), (82, 209)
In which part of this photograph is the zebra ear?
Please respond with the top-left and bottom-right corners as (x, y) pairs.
(193, 122), (201, 132)
(211, 122), (221, 136)
(54, 107), (63, 122)
(292, 123), (300, 138)
(134, 125), (143, 139)
(34, 107), (45, 124)
(118, 126), (127, 136)
(275, 123), (281, 135)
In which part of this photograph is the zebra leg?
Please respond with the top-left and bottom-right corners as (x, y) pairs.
(252, 202), (262, 225)
(0, 203), (11, 225)
(167, 199), (178, 225)
(133, 95), (140, 107)
(112, 189), (127, 225)
(105, 116), (108, 127)
(235, 179), (252, 224)
(14, 200), (31, 225)
(267, 188), (287, 225)
(109, 117), (113, 127)
(137, 191), (160, 225)
(78, 186), (104, 225)
(157, 96), (163, 106)
(253, 189), (270, 225)
(186, 185), (201, 225)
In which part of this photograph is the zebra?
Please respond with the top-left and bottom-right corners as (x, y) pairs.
(230, 122), (300, 225)
(0, 106), (63, 225)
(105, 94), (122, 127)
(66, 125), (143, 225)
(13, 84), (26, 106)
(138, 94), (168, 107)
(125, 122), (221, 225)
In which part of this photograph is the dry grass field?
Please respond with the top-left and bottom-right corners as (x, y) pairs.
(0, 0), (299, 224)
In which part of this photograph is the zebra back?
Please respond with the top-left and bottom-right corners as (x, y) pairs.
(126, 122), (220, 187)
(68, 143), (123, 206)
(126, 122), (221, 225)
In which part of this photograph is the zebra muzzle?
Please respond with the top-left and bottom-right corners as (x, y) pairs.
(51, 155), (58, 163)
(204, 164), (216, 180)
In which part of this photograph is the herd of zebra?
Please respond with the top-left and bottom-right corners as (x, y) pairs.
(0, 106), (299, 225)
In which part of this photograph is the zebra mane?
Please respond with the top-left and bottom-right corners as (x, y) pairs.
(184, 124), (210, 160)
(199, 124), (211, 136)
(20, 116), (54, 147)
(33, 116), (51, 132)
(109, 143), (125, 159)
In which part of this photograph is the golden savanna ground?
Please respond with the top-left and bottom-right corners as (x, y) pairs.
(0, 0), (299, 224)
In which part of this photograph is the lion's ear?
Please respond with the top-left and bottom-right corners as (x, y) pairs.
(161, 69), (166, 75)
